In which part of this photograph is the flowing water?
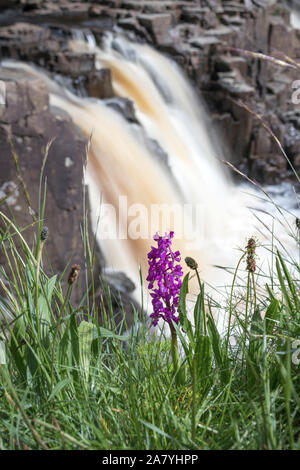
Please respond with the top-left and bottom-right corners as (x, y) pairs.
(1, 33), (299, 327)
(291, 8), (300, 29)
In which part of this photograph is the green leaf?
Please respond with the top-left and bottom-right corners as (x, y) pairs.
(10, 315), (27, 379)
(70, 312), (79, 365)
(195, 334), (212, 380)
(78, 321), (96, 383)
(172, 321), (192, 369)
(247, 308), (263, 378)
(93, 327), (130, 342)
(177, 273), (195, 346)
(194, 285), (206, 337)
(44, 275), (57, 305)
(277, 251), (299, 311)
(250, 307), (263, 337)
(276, 258), (295, 315)
(265, 298), (279, 336)
(48, 377), (71, 401)
(178, 273), (189, 326)
(58, 324), (71, 366)
(139, 420), (172, 440)
(207, 313), (224, 370)
(193, 293), (202, 335)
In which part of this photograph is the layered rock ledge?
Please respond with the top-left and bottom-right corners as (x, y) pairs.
(0, 1), (300, 184)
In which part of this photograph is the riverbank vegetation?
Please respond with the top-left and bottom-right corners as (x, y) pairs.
(0, 190), (299, 450)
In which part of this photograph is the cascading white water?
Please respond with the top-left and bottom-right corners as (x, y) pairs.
(291, 7), (300, 29)
(68, 34), (298, 290)
(1, 33), (299, 325)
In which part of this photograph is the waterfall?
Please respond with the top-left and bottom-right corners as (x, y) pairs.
(68, 34), (298, 293)
(1, 33), (298, 321)
(291, 7), (300, 29)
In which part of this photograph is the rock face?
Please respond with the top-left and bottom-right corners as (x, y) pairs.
(87, 69), (114, 99)
(0, 70), (89, 301)
(0, 66), (138, 327)
(0, 1), (299, 184)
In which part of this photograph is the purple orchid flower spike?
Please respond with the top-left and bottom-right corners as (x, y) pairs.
(146, 231), (183, 327)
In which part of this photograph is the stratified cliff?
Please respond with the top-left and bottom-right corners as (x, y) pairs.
(1, 1), (300, 183)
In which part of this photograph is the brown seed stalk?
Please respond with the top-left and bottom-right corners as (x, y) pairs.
(68, 264), (81, 285)
(246, 237), (256, 273)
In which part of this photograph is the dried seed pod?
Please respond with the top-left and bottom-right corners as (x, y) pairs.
(40, 226), (48, 242)
(246, 237), (256, 273)
(68, 264), (81, 285)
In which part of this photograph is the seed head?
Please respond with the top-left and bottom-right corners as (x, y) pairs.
(185, 256), (198, 270)
(296, 218), (300, 230)
(246, 237), (256, 273)
(68, 264), (81, 285)
(40, 226), (49, 242)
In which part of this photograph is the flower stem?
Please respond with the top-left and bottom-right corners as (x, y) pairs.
(226, 252), (246, 353)
(170, 323), (181, 386)
(242, 271), (251, 366)
(191, 353), (197, 442)
(195, 269), (207, 336)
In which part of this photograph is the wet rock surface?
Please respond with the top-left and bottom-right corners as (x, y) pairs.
(0, 8), (142, 326)
(0, 70), (89, 301)
(0, 69), (138, 326)
(0, 1), (299, 184)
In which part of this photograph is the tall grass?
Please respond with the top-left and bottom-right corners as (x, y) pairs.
(0, 184), (299, 449)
